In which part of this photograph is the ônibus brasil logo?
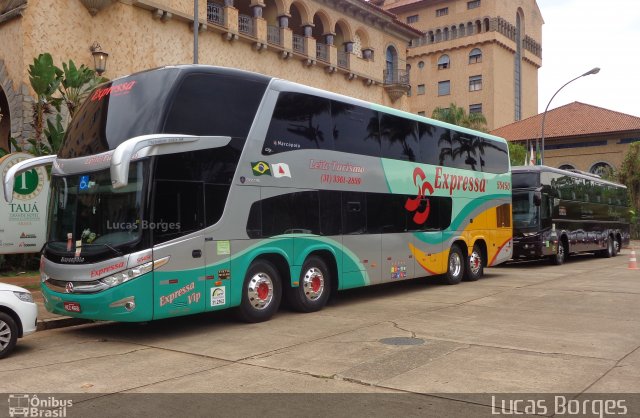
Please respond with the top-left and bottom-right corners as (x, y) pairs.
(404, 167), (487, 225)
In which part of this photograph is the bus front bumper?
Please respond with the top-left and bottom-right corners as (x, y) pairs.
(41, 272), (154, 322)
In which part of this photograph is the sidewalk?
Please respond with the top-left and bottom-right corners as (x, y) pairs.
(1, 274), (90, 330)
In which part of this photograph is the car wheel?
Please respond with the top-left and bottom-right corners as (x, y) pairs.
(444, 245), (464, 285)
(236, 260), (282, 323)
(0, 312), (18, 359)
(464, 243), (483, 282)
(287, 256), (331, 313)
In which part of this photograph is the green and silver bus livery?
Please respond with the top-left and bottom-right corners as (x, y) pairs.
(3, 66), (512, 323)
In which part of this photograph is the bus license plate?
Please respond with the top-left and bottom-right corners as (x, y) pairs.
(63, 302), (81, 313)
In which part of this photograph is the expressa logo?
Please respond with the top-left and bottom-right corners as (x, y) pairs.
(90, 80), (137, 101)
(404, 167), (487, 225)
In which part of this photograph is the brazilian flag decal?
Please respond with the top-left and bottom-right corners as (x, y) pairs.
(251, 161), (271, 176)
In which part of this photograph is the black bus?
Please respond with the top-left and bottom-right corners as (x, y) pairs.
(512, 165), (630, 264)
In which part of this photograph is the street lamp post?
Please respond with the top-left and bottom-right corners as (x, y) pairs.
(539, 67), (600, 165)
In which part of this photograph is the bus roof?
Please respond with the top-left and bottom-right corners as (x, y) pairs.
(512, 165), (627, 189)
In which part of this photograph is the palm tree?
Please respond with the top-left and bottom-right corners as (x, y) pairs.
(431, 103), (488, 132)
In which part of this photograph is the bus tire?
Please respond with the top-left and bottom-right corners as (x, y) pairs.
(237, 260), (282, 323)
(444, 245), (464, 285)
(0, 312), (18, 359)
(287, 256), (331, 313)
(464, 243), (483, 282)
(551, 240), (567, 265)
(601, 235), (615, 258)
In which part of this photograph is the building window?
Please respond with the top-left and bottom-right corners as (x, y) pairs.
(467, 0), (481, 9)
(469, 48), (482, 64)
(417, 84), (425, 95)
(417, 111), (425, 116)
(436, 7), (448, 17)
(590, 162), (614, 176)
(407, 15), (419, 24)
(469, 75), (482, 91)
(437, 54), (450, 70)
(469, 103), (482, 114)
(418, 61), (425, 69)
(438, 80), (450, 96)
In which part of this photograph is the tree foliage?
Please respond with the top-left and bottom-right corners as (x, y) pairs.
(507, 142), (527, 167)
(431, 103), (488, 132)
(1, 53), (106, 156)
(618, 142), (640, 211)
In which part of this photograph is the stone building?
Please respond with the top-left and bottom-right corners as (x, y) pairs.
(491, 102), (640, 174)
(381, 0), (543, 130)
(0, 0), (421, 151)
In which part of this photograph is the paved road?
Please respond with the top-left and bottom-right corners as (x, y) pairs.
(1, 250), (639, 417)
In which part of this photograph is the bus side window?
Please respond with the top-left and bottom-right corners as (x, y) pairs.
(319, 190), (342, 236)
(152, 180), (204, 244)
(332, 102), (380, 157)
(380, 113), (420, 162)
(263, 93), (333, 155)
(418, 122), (439, 166)
(343, 192), (366, 234)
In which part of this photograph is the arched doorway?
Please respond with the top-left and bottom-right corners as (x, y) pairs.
(0, 86), (10, 152)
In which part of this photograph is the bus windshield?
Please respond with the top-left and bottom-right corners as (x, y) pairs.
(512, 191), (539, 230)
(47, 162), (147, 254)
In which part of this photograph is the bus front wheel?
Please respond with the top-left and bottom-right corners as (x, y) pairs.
(444, 245), (464, 285)
(287, 256), (331, 313)
(237, 260), (282, 323)
(551, 240), (567, 265)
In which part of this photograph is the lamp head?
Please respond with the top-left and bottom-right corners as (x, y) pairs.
(582, 67), (600, 76)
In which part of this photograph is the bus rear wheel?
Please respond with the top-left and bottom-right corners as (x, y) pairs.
(444, 245), (464, 285)
(287, 256), (331, 313)
(237, 260), (282, 323)
(464, 243), (483, 282)
(600, 235), (615, 258)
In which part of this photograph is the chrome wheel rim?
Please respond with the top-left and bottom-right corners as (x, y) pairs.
(247, 272), (274, 310)
(615, 240), (620, 253)
(469, 250), (482, 275)
(0, 320), (11, 351)
(302, 267), (325, 301)
(449, 252), (462, 277)
(558, 243), (564, 260)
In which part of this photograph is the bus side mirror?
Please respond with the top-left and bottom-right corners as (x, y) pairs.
(533, 191), (542, 206)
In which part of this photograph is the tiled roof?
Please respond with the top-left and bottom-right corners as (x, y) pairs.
(490, 102), (640, 142)
(383, 0), (431, 12)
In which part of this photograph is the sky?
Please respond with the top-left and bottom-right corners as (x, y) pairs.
(536, 0), (640, 117)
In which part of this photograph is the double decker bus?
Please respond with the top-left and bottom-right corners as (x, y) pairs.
(512, 165), (629, 264)
(3, 66), (512, 323)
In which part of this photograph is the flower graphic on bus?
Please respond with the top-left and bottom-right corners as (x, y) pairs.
(405, 167), (433, 225)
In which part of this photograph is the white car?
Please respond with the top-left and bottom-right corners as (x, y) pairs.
(0, 283), (38, 358)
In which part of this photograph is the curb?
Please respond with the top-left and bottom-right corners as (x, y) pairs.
(37, 317), (92, 331)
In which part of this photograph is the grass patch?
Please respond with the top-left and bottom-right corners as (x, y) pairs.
(0, 270), (40, 278)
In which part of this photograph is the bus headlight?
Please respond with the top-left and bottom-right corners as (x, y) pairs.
(99, 256), (170, 289)
(522, 232), (537, 237)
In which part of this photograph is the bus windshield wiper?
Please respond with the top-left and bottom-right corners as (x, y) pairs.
(81, 243), (124, 257)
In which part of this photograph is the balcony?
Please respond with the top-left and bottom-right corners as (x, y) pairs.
(206, 2), (224, 26)
(383, 69), (410, 102)
(292, 34), (305, 54)
(316, 43), (328, 62)
(238, 14), (254, 37)
(267, 25), (281, 46)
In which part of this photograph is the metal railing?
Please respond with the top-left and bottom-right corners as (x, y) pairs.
(206, 2), (224, 26)
(383, 69), (410, 85)
(316, 43), (328, 62)
(267, 25), (281, 45)
(238, 14), (254, 36)
(292, 34), (305, 54)
(337, 51), (348, 69)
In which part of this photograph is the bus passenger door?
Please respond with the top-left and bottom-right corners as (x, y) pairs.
(152, 181), (206, 320)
